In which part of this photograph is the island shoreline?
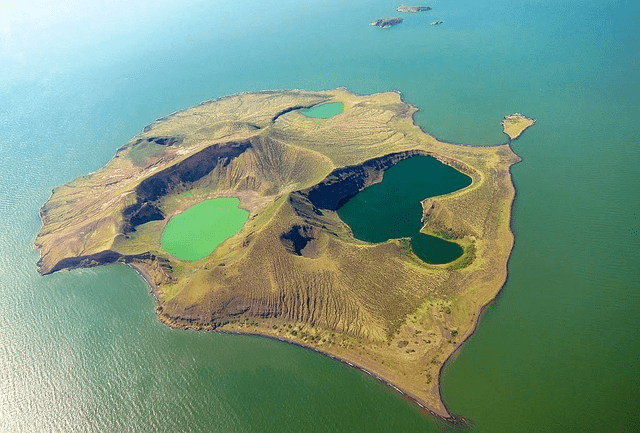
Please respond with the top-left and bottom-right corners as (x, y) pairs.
(125, 160), (520, 424)
(127, 261), (465, 424)
(36, 88), (527, 425)
(433, 145), (523, 420)
(121, 90), (526, 422)
(400, 90), (525, 419)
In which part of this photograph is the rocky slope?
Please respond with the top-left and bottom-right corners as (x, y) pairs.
(35, 88), (524, 420)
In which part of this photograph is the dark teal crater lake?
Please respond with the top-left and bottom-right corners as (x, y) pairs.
(337, 155), (472, 264)
(301, 102), (344, 118)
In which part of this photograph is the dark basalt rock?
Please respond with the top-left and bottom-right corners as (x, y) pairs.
(370, 17), (404, 28)
(43, 250), (172, 275)
(147, 136), (183, 146)
(122, 139), (252, 232)
(281, 225), (316, 256)
(271, 105), (314, 123)
(299, 150), (422, 212)
(285, 150), (424, 241)
(123, 202), (165, 229)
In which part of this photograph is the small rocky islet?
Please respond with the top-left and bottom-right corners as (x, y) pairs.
(501, 113), (536, 140)
(397, 5), (432, 13)
(370, 17), (404, 29)
(371, 5), (433, 29)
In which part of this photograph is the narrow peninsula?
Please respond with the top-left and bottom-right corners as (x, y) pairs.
(35, 89), (530, 421)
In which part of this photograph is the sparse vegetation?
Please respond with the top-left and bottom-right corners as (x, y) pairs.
(502, 113), (536, 140)
(35, 88), (524, 418)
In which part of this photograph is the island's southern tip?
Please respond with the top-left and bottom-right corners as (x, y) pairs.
(501, 113), (536, 141)
(35, 88), (531, 420)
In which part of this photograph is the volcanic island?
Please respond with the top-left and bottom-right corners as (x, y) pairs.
(35, 89), (533, 421)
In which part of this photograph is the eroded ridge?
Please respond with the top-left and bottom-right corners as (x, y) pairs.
(35, 88), (525, 420)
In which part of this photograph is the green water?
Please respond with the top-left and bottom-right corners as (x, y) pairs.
(301, 102), (344, 118)
(338, 155), (471, 264)
(162, 198), (248, 261)
(1, 0), (639, 431)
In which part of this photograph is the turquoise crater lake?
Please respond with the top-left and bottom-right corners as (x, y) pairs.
(338, 155), (472, 264)
(161, 197), (249, 261)
(301, 102), (344, 118)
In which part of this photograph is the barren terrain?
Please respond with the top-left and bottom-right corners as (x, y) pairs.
(36, 89), (525, 419)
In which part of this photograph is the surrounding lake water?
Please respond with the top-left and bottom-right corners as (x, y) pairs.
(301, 102), (344, 118)
(1, 0), (638, 432)
(338, 155), (471, 264)
(161, 198), (248, 261)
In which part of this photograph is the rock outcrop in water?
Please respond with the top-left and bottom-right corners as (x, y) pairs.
(397, 5), (432, 13)
(35, 88), (529, 421)
(370, 17), (404, 28)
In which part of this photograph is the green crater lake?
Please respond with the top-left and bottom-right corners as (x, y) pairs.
(301, 102), (344, 118)
(161, 197), (249, 261)
(338, 155), (472, 264)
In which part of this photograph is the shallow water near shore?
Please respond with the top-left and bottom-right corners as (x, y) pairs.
(1, 0), (639, 431)
(338, 155), (470, 264)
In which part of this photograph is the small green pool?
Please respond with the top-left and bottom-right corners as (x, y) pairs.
(301, 102), (344, 119)
(161, 197), (249, 261)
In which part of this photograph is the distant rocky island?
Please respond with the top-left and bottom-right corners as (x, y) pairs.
(372, 5), (433, 28)
(35, 88), (532, 421)
(370, 17), (404, 28)
(397, 5), (432, 13)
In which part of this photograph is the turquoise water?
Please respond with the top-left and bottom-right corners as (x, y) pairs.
(301, 102), (344, 118)
(161, 198), (249, 261)
(337, 155), (471, 264)
(1, 0), (639, 431)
